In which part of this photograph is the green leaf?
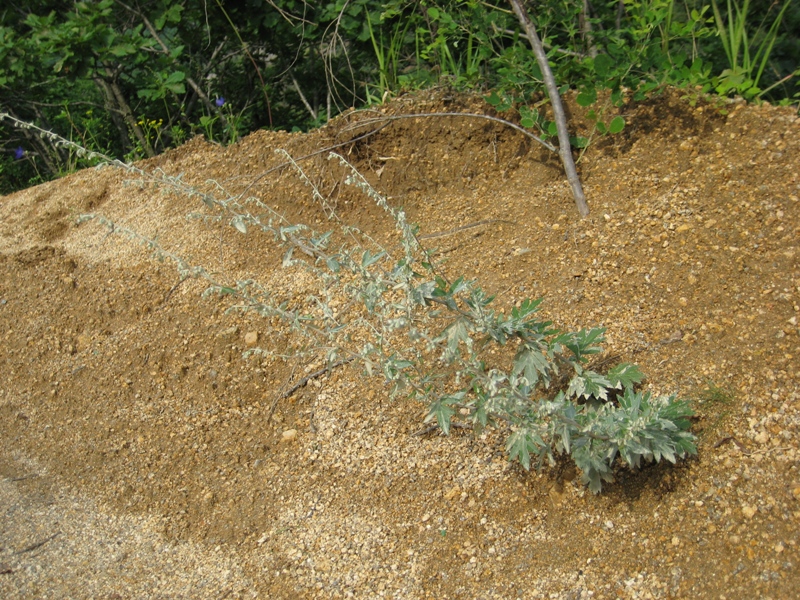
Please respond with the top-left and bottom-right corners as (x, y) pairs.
(155, 3), (183, 29)
(109, 42), (136, 56)
(573, 447), (616, 494)
(566, 370), (611, 401)
(506, 430), (532, 470)
(519, 106), (536, 129)
(282, 247), (294, 267)
(570, 136), (589, 148)
(609, 116), (625, 134)
(511, 297), (542, 320)
(513, 346), (550, 388)
(484, 91), (501, 107)
(326, 257), (341, 273)
(361, 249), (385, 268)
(594, 54), (614, 78)
(564, 328), (606, 361)
(231, 216), (247, 234)
(165, 70), (185, 84)
(412, 280), (437, 305)
(439, 318), (470, 360)
(576, 89), (596, 107)
(606, 363), (644, 389)
(425, 395), (459, 435)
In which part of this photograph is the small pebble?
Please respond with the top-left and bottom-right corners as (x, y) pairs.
(444, 485), (461, 501)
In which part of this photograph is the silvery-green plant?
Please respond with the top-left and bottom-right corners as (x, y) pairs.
(4, 113), (696, 493)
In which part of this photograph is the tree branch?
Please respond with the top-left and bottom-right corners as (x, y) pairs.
(290, 73), (318, 121)
(507, 0), (590, 217)
(341, 112), (557, 152)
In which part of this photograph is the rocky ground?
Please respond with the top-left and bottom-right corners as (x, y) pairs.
(1, 88), (798, 598)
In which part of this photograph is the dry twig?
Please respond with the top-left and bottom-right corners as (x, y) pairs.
(281, 358), (354, 399)
(15, 532), (60, 555)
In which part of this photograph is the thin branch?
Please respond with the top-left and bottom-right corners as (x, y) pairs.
(580, 0), (598, 59)
(341, 112), (557, 152)
(15, 532), (60, 555)
(214, 0), (272, 126)
(281, 357), (354, 399)
(508, 0), (589, 217)
(6, 473), (39, 482)
(290, 73), (318, 121)
(239, 112), (556, 212)
(156, 277), (188, 310)
(412, 422), (472, 437)
(490, 23), (585, 58)
(417, 218), (517, 240)
(105, 71), (155, 157)
(25, 99), (122, 112)
(267, 361), (300, 423)
(235, 121), (393, 200)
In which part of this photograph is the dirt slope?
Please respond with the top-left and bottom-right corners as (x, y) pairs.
(1, 89), (798, 599)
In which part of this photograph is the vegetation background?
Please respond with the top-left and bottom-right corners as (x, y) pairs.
(2, 0), (798, 194)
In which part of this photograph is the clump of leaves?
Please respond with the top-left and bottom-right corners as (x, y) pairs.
(410, 276), (697, 493)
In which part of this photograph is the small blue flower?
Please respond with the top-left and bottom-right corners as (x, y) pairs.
(215, 97), (225, 107)
(13, 146), (24, 160)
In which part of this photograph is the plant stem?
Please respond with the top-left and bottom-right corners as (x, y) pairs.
(507, 0), (589, 217)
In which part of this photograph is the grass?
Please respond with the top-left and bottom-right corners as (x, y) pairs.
(694, 379), (735, 440)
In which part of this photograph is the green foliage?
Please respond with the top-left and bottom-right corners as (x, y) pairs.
(710, 0), (793, 98)
(2, 1), (798, 195)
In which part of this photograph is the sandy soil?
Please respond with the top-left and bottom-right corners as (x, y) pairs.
(1, 88), (798, 599)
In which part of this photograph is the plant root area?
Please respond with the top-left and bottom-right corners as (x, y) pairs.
(1, 89), (798, 598)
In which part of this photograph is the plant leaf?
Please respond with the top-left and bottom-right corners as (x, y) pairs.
(607, 363), (644, 389)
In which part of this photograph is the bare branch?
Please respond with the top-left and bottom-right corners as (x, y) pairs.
(290, 73), (318, 121)
(507, 0), (589, 217)
(342, 112), (557, 152)
(490, 23), (585, 58)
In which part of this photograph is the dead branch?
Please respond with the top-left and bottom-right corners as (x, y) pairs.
(281, 358), (355, 399)
(291, 73), (318, 121)
(412, 422), (472, 437)
(238, 109), (557, 203)
(341, 112), (556, 152)
(15, 532), (60, 555)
